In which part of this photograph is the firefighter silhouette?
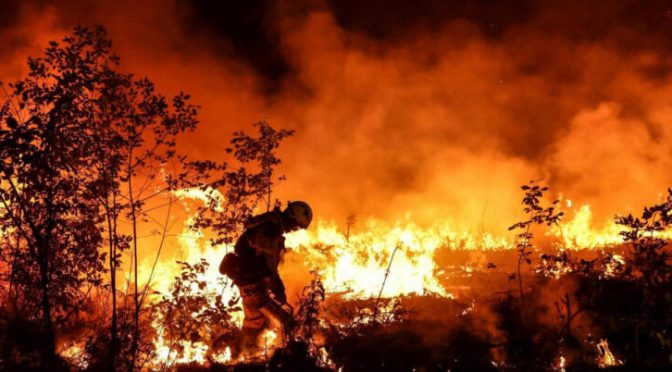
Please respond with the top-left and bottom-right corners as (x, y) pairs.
(219, 201), (313, 355)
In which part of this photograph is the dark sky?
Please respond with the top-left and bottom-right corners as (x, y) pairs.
(2, 1), (672, 88)
(187, 0), (672, 86)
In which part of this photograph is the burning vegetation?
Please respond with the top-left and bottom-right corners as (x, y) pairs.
(1, 15), (672, 372)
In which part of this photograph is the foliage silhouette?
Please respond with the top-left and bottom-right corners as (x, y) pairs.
(508, 179), (563, 320)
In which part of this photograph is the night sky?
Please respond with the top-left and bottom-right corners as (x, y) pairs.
(3, 1), (672, 89)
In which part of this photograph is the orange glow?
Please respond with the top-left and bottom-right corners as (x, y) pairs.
(4, 2), (672, 369)
(135, 188), (663, 367)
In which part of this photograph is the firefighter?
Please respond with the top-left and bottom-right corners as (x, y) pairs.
(220, 201), (313, 355)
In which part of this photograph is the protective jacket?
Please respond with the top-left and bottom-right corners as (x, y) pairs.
(229, 209), (287, 299)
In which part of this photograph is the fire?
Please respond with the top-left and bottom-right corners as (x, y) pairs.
(551, 202), (672, 249)
(596, 339), (623, 368)
(285, 220), (454, 298)
(58, 342), (88, 370)
(140, 190), (664, 368)
(143, 190), (245, 368)
(213, 347), (233, 364)
(4, 7), (672, 370)
(602, 253), (625, 279)
(146, 232), (244, 367)
(153, 189), (664, 309)
(261, 329), (279, 357)
(153, 337), (209, 366)
(554, 354), (566, 372)
(318, 346), (336, 369)
(460, 299), (476, 316)
(550, 204), (625, 249)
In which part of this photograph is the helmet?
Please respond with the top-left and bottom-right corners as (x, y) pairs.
(285, 201), (312, 229)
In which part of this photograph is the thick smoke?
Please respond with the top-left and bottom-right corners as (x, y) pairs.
(2, 0), (672, 235)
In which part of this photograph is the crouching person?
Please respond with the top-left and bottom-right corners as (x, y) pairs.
(219, 201), (313, 357)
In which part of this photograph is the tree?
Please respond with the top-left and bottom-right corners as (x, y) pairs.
(185, 120), (294, 247)
(615, 189), (672, 362)
(508, 180), (563, 320)
(0, 26), (199, 369)
(109, 64), (198, 372)
(0, 27), (111, 365)
(615, 189), (672, 285)
(231, 121), (295, 212)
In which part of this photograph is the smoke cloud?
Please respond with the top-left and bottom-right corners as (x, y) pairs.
(2, 0), (672, 235)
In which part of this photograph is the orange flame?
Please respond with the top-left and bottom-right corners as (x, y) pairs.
(140, 189), (658, 367)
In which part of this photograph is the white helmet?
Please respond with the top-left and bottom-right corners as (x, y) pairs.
(285, 201), (312, 229)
